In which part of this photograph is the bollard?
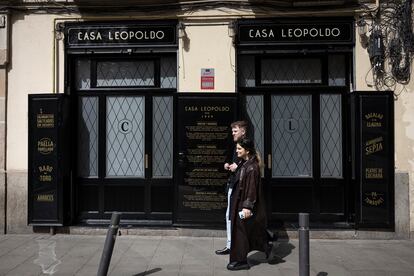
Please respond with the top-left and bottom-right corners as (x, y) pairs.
(299, 213), (310, 276)
(97, 212), (121, 276)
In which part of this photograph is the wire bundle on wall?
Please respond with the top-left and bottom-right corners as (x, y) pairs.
(359, 0), (414, 91)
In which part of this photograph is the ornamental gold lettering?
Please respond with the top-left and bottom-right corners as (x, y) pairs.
(365, 112), (384, 120)
(37, 114), (54, 128)
(200, 106), (230, 112)
(39, 165), (53, 182)
(185, 106), (198, 111)
(365, 197), (384, 206)
(37, 138), (54, 155)
(365, 112), (383, 128)
(37, 194), (54, 202)
(38, 165), (53, 173)
(365, 168), (383, 179)
(365, 142), (383, 155)
(364, 192), (384, 206)
(39, 175), (52, 182)
(367, 121), (382, 127)
(365, 137), (384, 155)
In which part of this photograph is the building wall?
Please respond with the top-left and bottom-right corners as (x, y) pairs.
(7, 13), (59, 233)
(396, 83), (414, 234)
(178, 21), (235, 93)
(3, 9), (413, 234)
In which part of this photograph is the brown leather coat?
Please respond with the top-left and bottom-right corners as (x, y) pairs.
(229, 157), (268, 262)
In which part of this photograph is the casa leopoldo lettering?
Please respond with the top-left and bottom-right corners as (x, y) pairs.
(77, 30), (165, 41)
(248, 27), (341, 39)
(185, 106), (230, 112)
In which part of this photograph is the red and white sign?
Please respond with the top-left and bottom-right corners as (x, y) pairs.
(201, 68), (215, 90)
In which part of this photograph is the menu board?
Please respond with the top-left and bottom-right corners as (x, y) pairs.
(176, 96), (237, 224)
(356, 92), (394, 227)
(28, 94), (70, 225)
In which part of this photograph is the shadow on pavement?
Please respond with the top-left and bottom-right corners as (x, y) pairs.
(133, 267), (162, 276)
(248, 240), (295, 267)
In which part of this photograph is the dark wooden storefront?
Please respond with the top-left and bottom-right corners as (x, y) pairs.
(66, 21), (178, 224)
(28, 18), (394, 230)
(236, 18), (355, 227)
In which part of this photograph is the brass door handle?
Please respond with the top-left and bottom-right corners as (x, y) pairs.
(268, 154), (272, 169)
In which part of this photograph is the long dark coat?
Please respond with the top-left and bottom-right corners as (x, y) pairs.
(229, 157), (268, 262)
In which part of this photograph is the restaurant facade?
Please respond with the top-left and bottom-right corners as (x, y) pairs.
(0, 0), (413, 238)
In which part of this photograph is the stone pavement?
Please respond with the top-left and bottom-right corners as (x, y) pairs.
(0, 234), (413, 276)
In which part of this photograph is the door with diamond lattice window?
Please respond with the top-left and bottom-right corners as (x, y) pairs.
(76, 94), (174, 222)
(73, 55), (177, 223)
(243, 92), (348, 224)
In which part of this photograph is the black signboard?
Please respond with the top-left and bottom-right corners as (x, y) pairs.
(352, 91), (394, 228)
(176, 95), (237, 225)
(66, 21), (177, 48)
(28, 94), (71, 226)
(237, 19), (354, 45)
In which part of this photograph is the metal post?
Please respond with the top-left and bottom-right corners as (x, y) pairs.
(299, 213), (310, 276)
(97, 212), (121, 276)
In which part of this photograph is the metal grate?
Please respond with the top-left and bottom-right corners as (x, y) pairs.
(106, 96), (145, 177)
(153, 96), (173, 178)
(272, 95), (312, 177)
(262, 58), (322, 85)
(320, 94), (343, 178)
(97, 61), (155, 87)
(77, 97), (98, 177)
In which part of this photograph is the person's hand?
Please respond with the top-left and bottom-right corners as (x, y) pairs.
(224, 163), (230, 170)
(242, 208), (252, 219)
(229, 163), (238, 172)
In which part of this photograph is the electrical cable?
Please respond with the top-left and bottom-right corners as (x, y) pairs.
(0, 0), (362, 14)
(360, 0), (413, 91)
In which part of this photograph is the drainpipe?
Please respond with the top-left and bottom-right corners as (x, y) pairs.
(0, 11), (9, 234)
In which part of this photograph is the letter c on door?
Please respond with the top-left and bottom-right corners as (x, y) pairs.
(119, 119), (132, 134)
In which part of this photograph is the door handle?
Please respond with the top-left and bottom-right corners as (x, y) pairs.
(145, 154), (149, 169)
(178, 152), (186, 167)
(268, 154), (272, 169)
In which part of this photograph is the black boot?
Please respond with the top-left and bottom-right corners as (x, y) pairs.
(227, 261), (250, 270)
(215, 247), (230, 255)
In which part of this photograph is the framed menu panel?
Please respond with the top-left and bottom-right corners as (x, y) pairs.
(175, 95), (237, 225)
(28, 94), (71, 225)
(352, 91), (394, 228)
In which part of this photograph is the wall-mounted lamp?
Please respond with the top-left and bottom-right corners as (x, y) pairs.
(55, 22), (65, 40)
(357, 17), (369, 48)
(228, 21), (236, 38)
(0, 15), (6, 28)
(357, 18), (367, 36)
(178, 22), (186, 39)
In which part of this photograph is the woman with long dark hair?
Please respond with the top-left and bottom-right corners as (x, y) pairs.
(227, 137), (271, 270)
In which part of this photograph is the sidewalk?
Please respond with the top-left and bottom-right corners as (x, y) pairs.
(0, 234), (413, 276)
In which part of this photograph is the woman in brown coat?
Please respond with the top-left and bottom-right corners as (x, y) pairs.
(227, 138), (271, 271)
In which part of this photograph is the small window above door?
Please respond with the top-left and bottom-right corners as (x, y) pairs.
(96, 60), (155, 87)
(238, 54), (348, 89)
(74, 55), (177, 90)
(261, 57), (322, 85)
